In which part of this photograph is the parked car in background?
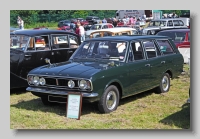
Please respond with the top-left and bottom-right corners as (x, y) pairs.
(33, 26), (48, 30)
(58, 20), (71, 28)
(85, 23), (114, 38)
(156, 28), (190, 63)
(142, 18), (188, 35)
(57, 25), (74, 32)
(71, 18), (89, 26)
(87, 27), (138, 39)
(26, 35), (184, 113)
(10, 30), (81, 89)
(86, 16), (101, 25)
(106, 18), (114, 24)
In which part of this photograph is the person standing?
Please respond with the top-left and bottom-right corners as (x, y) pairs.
(19, 18), (24, 30)
(17, 16), (21, 28)
(112, 18), (118, 27)
(77, 23), (85, 42)
(129, 16), (134, 28)
(102, 18), (107, 23)
(75, 24), (80, 35)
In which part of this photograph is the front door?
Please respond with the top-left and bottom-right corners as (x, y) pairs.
(20, 35), (53, 79)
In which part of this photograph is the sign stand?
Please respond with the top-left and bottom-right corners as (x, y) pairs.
(66, 92), (83, 120)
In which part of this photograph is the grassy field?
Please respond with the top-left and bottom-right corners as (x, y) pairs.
(10, 64), (190, 129)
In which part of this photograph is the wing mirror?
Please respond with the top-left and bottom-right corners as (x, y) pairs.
(45, 58), (52, 65)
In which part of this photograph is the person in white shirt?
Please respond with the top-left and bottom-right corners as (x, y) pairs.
(19, 18), (24, 30)
(77, 23), (85, 42)
(17, 16), (21, 28)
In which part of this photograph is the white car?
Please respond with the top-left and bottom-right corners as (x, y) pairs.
(85, 23), (114, 39)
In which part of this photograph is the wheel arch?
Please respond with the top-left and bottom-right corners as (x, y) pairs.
(105, 79), (123, 99)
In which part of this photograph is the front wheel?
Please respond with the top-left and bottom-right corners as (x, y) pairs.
(155, 73), (170, 93)
(98, 85), (120, 113)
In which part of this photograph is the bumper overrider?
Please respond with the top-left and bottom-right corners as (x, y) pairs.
(26, 87), (99, 103)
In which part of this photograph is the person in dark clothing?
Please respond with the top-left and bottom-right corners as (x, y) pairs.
(112, 18), (118, 27)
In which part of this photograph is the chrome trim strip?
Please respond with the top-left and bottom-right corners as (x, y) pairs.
(26, 87), (98, 98)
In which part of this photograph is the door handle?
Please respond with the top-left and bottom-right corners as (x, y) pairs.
(161, 61), (166, 64)
(145, 64), (150, 67)
(25, 54), (31, 57)
(67, 51), (73, 53)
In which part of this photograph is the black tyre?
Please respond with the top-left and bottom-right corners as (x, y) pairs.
(155, 73), (170, 93)
(41, 97), (58, 106)
(98, 85), (120, 113)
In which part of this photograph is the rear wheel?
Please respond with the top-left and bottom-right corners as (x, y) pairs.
(98, 85), (120, 113)
(155, 73), (170, 93)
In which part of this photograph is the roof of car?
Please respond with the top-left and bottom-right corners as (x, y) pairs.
(157, 28), (190, 33)
(93, 23), (113, 26)
(90, 27), (136, 34)
(85, 35), (170, 41)
(10, 29), (78, 36)
(151, 18), (184, 21)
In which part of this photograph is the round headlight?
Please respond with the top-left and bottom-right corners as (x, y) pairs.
(68, 80), (75, 88)
(27, 76), (34, 84)
(79, 80), (87, 89)
(33, 76), (40, 86)
(39, 77), (46, 86)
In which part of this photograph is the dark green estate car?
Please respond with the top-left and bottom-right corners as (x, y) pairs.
(26, 35), (184, 113)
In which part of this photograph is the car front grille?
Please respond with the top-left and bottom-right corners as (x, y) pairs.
(44, 77), (79, 89)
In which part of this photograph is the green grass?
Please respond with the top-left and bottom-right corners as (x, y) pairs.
(10, 64), (190, 129)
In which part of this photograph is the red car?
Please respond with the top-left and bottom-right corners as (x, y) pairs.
(71, 18), (89, 26)
(57, 26), (73, 32)
(33, 26), (48, 30)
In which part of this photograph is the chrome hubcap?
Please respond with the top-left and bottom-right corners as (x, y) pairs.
(106, 91), (117, 110)
(162, 76), (169, 91)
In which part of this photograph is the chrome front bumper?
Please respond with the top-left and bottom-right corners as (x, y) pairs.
(26, 87), (99, 98)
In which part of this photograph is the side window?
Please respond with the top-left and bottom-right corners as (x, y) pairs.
(52, 35), (69, 49)
(173, 20), (179, 26)
(129, 42), (145, 61)
(102, 25), (108, 29)
(156, 40), (175, 55)
(179, 20), (184, 26)
(167, 20), (173, 26)
(142, 40), (161, 59)
(34, 35), (49, 51)
(69, 35), (79, 48)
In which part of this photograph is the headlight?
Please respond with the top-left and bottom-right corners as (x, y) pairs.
(39, 77), (46, 86)
(151, 30), (155, 35)
(79, 80), (91, 90)
(68, 80), (75, 88)
(27, 76), (34, 84)
(33, 76), (40, 86)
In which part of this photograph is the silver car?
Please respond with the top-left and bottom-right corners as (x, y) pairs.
(142, 18), (188, 35)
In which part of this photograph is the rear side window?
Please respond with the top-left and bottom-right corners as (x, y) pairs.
(167, 20), (173, 26)
(156, 40), (175, 55)
(142, 40), (161, 59)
